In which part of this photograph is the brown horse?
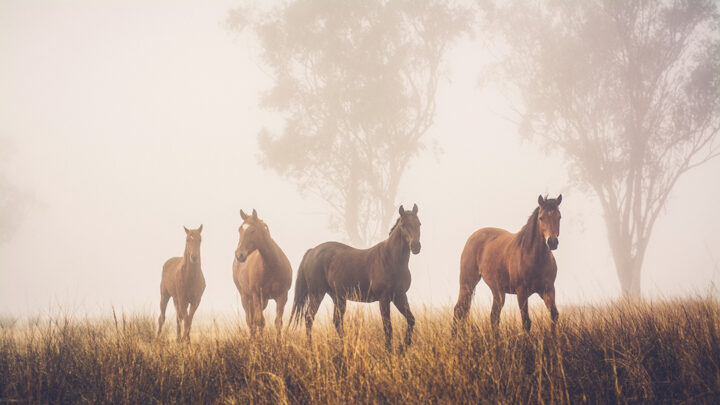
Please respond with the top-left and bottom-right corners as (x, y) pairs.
(452, 195), (562, 334)
(158, 225), (206, 342)
(233, 209), (292, 337)
(290, 204), (421, 351)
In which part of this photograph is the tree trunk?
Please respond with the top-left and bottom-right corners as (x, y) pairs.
(612, 249), (643, 299)
(604, 208), (646, 299)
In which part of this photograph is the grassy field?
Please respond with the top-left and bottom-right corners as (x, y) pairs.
(1, 298), (719, 404)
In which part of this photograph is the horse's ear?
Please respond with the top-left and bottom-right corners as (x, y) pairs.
(412, 203), (418, 215)
(556, 194), (562, 205)
(252, 209), (258, 220)
(240, 210), (248, 220)
(184, 226), (190, 234)
(399, 205), (405, 216)
(538, 194), (545, 206)
(198, 224), (203, 233)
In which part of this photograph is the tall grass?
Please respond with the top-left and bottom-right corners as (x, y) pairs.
(1, 298), (719, 403)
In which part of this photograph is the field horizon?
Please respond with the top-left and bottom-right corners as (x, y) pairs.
(2, 297), (720, 404)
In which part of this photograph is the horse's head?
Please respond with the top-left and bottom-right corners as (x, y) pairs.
(537, 194), (562, 250)
(183, 224), (203, 263)
(395, 203), (422, 255)
(235, 209), (270, 263)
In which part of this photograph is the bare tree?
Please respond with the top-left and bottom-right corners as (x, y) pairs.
(488, 0), (720, 297)
(228, 0), (472, 246)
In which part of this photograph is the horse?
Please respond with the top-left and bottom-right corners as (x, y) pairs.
(452, 195), (562, 334)
(290, 204), (422, 351)
(157, 225), (206, 342)
(233, 209), (292, 337)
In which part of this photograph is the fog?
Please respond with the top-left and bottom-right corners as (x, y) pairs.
(1, 1), (719, 318)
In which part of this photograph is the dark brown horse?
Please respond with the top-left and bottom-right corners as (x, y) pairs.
(158, 225), (206, 342)
(452, 195), (562, 334)
(290, 204), (421, 351)
(233, 209), (292, 337)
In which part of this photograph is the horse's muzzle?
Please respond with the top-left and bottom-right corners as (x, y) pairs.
(547, 237), (559, 250)
(411, 241), (421, 255)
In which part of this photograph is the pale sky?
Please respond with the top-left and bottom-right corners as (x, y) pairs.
(1, 1), (719, 319)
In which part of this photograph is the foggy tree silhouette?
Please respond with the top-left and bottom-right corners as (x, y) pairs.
(228, 0), (472, 246)
(488, 0), (720, 297)
(0, 138), (33, 244)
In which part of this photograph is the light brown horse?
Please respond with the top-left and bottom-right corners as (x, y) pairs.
(452, 195), (562, 334)
(290, 204), (421, 351)
(158, 225), (206, 342)
(233, 209), (292, 337)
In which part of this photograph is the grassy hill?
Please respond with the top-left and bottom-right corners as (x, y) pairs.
(1, 298), (719, 403)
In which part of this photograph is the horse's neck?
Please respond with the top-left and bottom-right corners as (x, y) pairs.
(522, 227), (550, 264)
(257, 237), (283, 270)
(182, 250), (201, 274)
(384, 228), (410, 267)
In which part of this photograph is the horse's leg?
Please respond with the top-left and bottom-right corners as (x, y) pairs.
(274, 292), (288, 339)
(184, 300), (199, 343)
(392, 293), (415, 348)
(516, 288), (531, 332)
(305, 294), (323, 346)
(173, 297), (184, 343)
(158, 289), (170, 337)
(540, 287), (559, 330)
(240, 293), (254, 333)
(490, 290), (505, 331)
(452, 274), (481, 336)
(251, 293), (265, 336)
(331, 295), (347, 340)
(379, 298), (393, 352)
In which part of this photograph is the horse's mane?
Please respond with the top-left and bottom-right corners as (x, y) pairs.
(516, 207), (539, 252)
(389, 217), (401, 235)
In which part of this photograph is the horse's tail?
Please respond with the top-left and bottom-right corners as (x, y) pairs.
(289, 249), (313, 328)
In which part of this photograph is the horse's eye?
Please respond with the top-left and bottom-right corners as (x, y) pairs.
(539, 216), (545, 221)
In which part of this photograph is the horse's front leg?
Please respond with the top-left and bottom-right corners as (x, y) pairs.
(392, 293), (415, 349)
(252, 293), (266, 334)
(184, 297), (201, 343)
(540, 287), (559, 330)
(516, 288), (532, 332)
(174, 297), (186, 343)
(379, 298), (392, 352)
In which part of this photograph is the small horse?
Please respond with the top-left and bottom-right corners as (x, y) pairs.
(158, 225), (206, 342)
(233, 209), (292, 337)
(290, 204), (421, 351)
(452, 195), (562, 334)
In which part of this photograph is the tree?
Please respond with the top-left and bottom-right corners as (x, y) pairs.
(0, 138), (33, 245)
(488, 0), (720, 297)
(228, 0), (472, 246)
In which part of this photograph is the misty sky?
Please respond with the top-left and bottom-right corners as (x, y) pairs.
(1, 1), (719, 319)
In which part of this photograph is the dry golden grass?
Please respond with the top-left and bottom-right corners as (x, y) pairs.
(1, 298), (719, 404)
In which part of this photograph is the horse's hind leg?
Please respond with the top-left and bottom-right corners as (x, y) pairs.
(157, 289), (171, 337)
(379, 298), (393, 352)
(304, 294), (323, 346)
(274, 292), (288, 339)
(452, 274), (481, 336)
(490, 290), (506, 331)
(392, 293), (415, 348)
(331, 295), (347, 340)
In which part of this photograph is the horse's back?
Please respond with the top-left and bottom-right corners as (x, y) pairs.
(461, 227), (514, 281)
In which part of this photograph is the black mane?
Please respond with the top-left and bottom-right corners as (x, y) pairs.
(389, 217), (401, 235)
(516, 207), (539, 252)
